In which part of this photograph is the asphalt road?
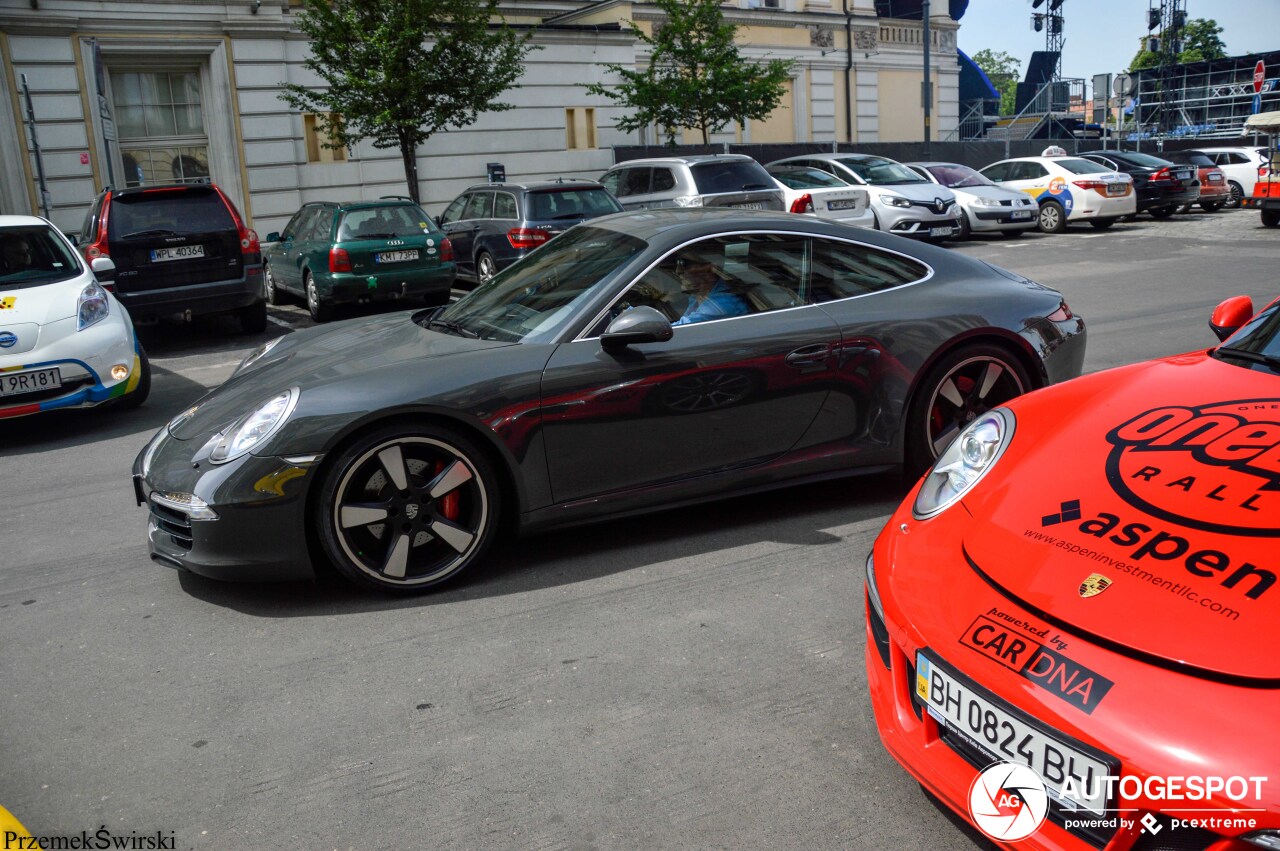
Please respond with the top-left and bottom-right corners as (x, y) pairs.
(0, 209), (1274, 850)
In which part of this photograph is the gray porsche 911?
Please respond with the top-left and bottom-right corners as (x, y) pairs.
(133, 209), (1085, 593)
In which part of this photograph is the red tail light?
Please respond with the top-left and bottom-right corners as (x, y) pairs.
(1149, 167), (1175, 184)
(1072, 179), (1115, 196)
(789, 193), (814, 214)
(1047, 299), (1074, 322)
(439, 237), (453, 262)
(83, 193), (112, 261)
(329, 247), (352, 273)
(213, 186), (260, 256)
(507, 227), (550, 250)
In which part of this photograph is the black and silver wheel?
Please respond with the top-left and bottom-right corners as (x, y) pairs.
(317, 425), (500, 592)
(264, 262), (284, 306)
(1037, 202), (1066, 234)
(1088, 218), (1115, 230)
(1226, 182), (1244, 209)
(904, 344), (1032, 476)
(476, 252), (498, 284)
(1148, 205), (1176, 219)
(1263, 209), (1280, 228)
(305, 271), (333, 322)
(1201, 201), (1223, 213)
(955, 213), (972, 240)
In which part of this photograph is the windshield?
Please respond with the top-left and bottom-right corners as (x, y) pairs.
(835, 157), (927, 186)
(338, 205), (435, 240)
(690, 161), (775, 194)
(1215, 303), (1280, 373)
(1057, 158), (1114, 175)
(0, 225), (83, 288)
(925, 164), (993, 189)
(430, 226), (646, 342)
(108, 188), (235, 238)
(767, 167), (846, 189)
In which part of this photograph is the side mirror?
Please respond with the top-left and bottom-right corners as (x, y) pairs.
(1210, 295), (1254, 342)
(265, 231), (281, 243)
(601, 306), (673, 352)
(90, 256), (116, 281)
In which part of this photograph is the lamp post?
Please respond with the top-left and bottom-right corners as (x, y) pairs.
(922, 0), (931, 156)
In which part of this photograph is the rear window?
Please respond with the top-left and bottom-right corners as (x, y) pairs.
(767, 167), (845, 189)
(1168, 152), (1214, 167)
(1117, 152), (1175, 169)
(0, 225), (82, 288)
(690, 160), (775, 194)
(338, 205), (433, 240)
(527, 188), (623, 221)
(1056, 158), (1113, 175)
(108, 188), (235, 239)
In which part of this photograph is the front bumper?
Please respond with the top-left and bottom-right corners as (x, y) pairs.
(0, 311), (142, 418)
(968, 205), (1039, 232)
(1136, 186), (1200, 212)
(866, 490), (1280, 850)
(133, 428), (319, 582)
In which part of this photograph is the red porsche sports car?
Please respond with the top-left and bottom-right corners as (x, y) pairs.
(867, 295), (1280, 850)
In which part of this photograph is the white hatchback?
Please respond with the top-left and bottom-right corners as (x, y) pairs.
(0, 215), (149, 419)
(978, 155), (1136, 233)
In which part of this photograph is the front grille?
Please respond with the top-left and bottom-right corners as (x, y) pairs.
(150, 502), (193, 552)
(1130, 815), (1220, 851)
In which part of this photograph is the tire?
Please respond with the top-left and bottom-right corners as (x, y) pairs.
(315, 423), (501, 593)
(1037, 201), (1066, 234)
(238, 299), (267, 334)
(1175, 203), (1192, 214)
(476, 252), (498, 285)
(1000, 229), (1023, 239)
(871, 210), (882, 231)
(116, 345), (151, 410)
(1263, 210), (1280, 228)
(1148, 205), (1176, 219)
(903, 343), (1033, 478)
(1226, 182), (1244, 209)
(263, 262), (284, 306)
(1088, 218), (1116, 230)
(1201, 202), (1223, 213)
(305, 271), (333, 322)
(955, 213), (972, 240)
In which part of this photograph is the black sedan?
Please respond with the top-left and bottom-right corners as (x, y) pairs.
(1078, 150), (1199, 218)
(133, 209), (1086, 593)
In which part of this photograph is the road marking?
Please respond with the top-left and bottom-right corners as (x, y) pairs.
(267, 315), (294, 329)
(185, 359), (242, 372)
(1080, 233), (1109, 239)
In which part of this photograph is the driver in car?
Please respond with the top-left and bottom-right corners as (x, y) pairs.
(672, 255), (750, 326)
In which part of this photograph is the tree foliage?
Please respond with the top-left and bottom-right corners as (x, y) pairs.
(585, 0), (794, 145)
(971, 48), (1021, 116)
(280, 0), (535, 202)
(1129, 17), (1226, 71)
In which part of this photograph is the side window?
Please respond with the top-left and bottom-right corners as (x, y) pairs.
(652, 168), (676, 193)
(1229, 153), (1249, 165)
(80, 197), (101, 244)
(599, 171), (621, 195)
(1015, 162), (1048, 181)
(1093, 156), (1118, 171)
(621, 167), (652, 197)
(439, 195), (468, 225)
(810, 238), (929, 302)
(286, 207), (319, 240)
(303, 208), (334, 241)
(493, 192), (518, 220)
(463, 191), (494, 219)
(981, 163), (1009, 182)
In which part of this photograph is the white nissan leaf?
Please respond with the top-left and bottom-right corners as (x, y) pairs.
(0, 215), (149, 419)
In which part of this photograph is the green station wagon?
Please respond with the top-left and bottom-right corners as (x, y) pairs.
(262, 199), (455, 321)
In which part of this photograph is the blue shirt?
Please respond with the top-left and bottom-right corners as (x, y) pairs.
(672, 281), (750, 326)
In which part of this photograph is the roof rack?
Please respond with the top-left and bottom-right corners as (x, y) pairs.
(379, 195), (415, 201)
(553, 177), (594, 184)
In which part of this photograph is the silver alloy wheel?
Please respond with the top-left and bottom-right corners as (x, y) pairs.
(307, 275), (318, 312)
(1227, 182), (1244, 209)
(1038, 204), (1062, 232)
(331, 436), (490, 587)
(922, 354), (1026, 460)
(477, 252), (497, 284)
(264, 264), (279, 304)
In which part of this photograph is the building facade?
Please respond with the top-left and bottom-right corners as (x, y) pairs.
(0, 0), (958, 237)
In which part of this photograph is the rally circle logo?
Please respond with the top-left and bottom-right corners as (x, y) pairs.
(967, 762), (1049, 842)
(1105, 400), (1280, 537)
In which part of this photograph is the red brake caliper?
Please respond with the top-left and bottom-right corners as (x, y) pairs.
(435, 462), (460, 521)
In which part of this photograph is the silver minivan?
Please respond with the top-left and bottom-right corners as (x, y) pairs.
(599, 155), (785, 212)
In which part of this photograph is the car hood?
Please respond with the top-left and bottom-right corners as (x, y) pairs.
(0, 275), (90, 326)
(958, 353), (1280, 683)
(170, 310), (516, 440)
(952, 185), (1027, 203)
(872, 183), (956, 203)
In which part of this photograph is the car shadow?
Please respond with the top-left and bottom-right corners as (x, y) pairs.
(176, 470), (911, 617)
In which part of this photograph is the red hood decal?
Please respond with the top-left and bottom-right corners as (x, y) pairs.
(959, 355), (1279, 682)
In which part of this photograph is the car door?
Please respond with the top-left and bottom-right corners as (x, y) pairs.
(539, 232), (842, 503)
(276, 206), (320, 292)
(299, 206), (335, 285)
(441, 192), (491, 278)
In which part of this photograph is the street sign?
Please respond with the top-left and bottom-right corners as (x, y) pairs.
(1253, 93), (1263, 115)
(1113, 73), (1133, 97)
(1255, 60), (1267, 94)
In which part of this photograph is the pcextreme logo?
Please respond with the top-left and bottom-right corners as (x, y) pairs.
(1106, 400), (1280, 537)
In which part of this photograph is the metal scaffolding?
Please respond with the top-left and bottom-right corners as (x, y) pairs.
(1130, 51), (1280, 139)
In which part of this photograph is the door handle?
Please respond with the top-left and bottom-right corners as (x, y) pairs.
(785, 344), (832, 367)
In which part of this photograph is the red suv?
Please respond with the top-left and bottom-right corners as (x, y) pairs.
(78, 181), (266, 333)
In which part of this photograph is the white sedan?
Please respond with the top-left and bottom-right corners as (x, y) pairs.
(765, 164), (875, 229)
(978, 154), (1136, 233)
(0, 215), (149, 419)
(906, 161), (1039, 238)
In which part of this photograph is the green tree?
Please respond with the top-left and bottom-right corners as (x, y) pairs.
(1129, 17), (1226, 70)
(585, 0), (794, 145)
(280, 0), (535, 203)
(971, 49), (1021, 116)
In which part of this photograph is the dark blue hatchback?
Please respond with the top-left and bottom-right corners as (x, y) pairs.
(437, 180), (623, 285)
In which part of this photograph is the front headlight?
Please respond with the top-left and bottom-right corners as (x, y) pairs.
(884, 195), (912, 208)
(77, 281), (110, 330)
(235, 336), (283, 376)
(208, 388), (299, 464)
(972, 197), (1002, 207)
(913, 408), (1015, 519)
